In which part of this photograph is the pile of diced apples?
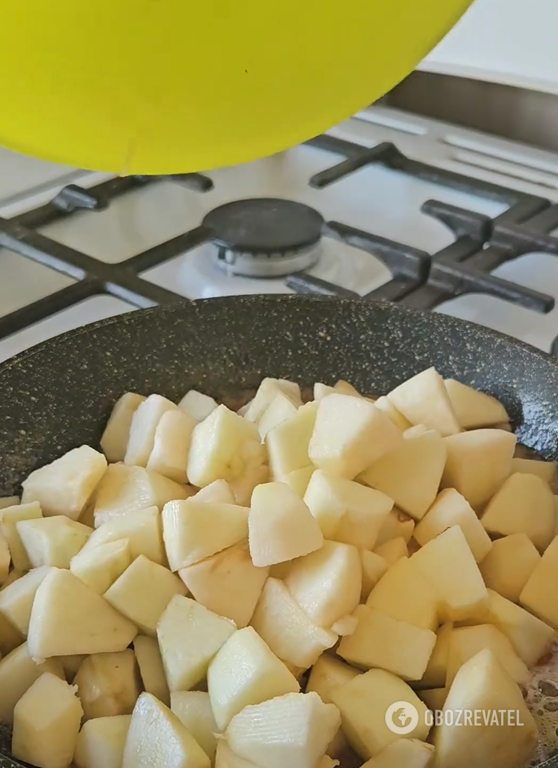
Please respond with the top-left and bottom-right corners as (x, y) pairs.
(0, 368), (557, 768)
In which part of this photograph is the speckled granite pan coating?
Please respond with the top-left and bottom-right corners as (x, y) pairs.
(0, 295), (557, 768)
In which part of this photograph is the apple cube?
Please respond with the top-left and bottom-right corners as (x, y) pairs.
(374, 537), (408, 567)
(194, 479), (235, 504)
(411, 526), (487, 621)
(171, 691), (220, 760)
(74, 715), (132, 768)
(17, 516), (92, 568)
(124, 394), (177, 467)
(330, 669), (430, 759)
(414, 488), (492, 563)
(157, 595), (236, 691)
(309, 394), (402, 479)
(122, 692), (210, 768)
(0, 610), (23, 657)
(12, 672), (83, 768)
(306, 654), (359, 703)
(266, 402), (318, 479)
(0, 497), (20, 510)
(511, 457), (557, 484)
(0, 642), (64, 723)
(59, 654), (87, 680)
(376, 508), (415, 547)
(22, 446), (107, 521)
(163, 499), (249, 570)
(1, 501), (43, 571)
(0, 565), (53, 635)
(134, 635), (169, 705)
(104, 555), (187, 636)
(250, 578), (337, 670)
(373, 396), (413, 431)
(74, 650), (140, 720)
(520, 535), (558, 628)
(146, 408), (198, 484)
(418, 687), (448, 711)
(224, 691), (341, 768)
(479, 533), (540, 602)
(387, 368), (460, 436)
(433, 650), (537, 768)
(101, 392), (146, 463)
(71, 538), (132, 594)
(446, 624), (528, 689)
(179, 389), (218, 421)
(257, 393), (299, 440)
(359, 428), (446, 520)
(362, 739), (435, 768)
(281, 467), (315, 498)
(366, 556), (438, 631)
(481, 473), (555, 553)
(81, 506), (165, 565)
(179, 542), (268, 628)
(27, 568), (137, 660)
(314, 383), (335, 400)
(441, 429), (516, 510)
(249, 482), (323, 567)
(215, 740), (263, 768)
(244, 378), (301, 423)
(360, 549), (388, 601)
(416, 622), (453, 690)
(444, 379), (509, 430)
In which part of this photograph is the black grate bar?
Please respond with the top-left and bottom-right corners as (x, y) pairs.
(421, 200), (492, 242)
(125, 226), (212, 273)
(306, 134), (367, 159)
(285, 274), (359, 297)
(103, 277), (186, 308)
(364, 276), (425, 303)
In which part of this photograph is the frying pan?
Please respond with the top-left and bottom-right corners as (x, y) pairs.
(0, 294), (557, 768)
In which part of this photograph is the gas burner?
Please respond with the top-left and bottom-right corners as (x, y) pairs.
(202, 198), (324, 277)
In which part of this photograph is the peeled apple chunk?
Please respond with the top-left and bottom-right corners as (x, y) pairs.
(306, 654), (359, 704)
(22, 446), (107, 521)
(163, 499), (249, 570)
(443, 379), (509, 430)
(74, 715), (132, 768)
(133, 636), (170, 705)
(74, 650), (140, 720)
(479, 533), (540, 602)
(17, 516), (92, 568)
(284, 540), (361, 628)
(27, 568), (137, 660)
(224, 691), (341, 768)
(124, 394), (177, 467)
(441, 429), (516, 510)
(157, 595), (236, 691)
(100, 392), (146, 463)
(257, 392), (299, 440)
(70, 538), (133, 594)
(0, 496), (20, 510)
(12, 672), (83, 768)
(178, 542), (268, 629)
(411, 526), (487, 621)
(122, 692), (210, 768)
(1, 501), (43, 571)
(0, 534), (10, 586)
(360, 549), (388, 601)
(362, 739), (435, 768)
(446, 624), (529, 688)
(146, 408), (198, 484)
(366, 556), (438, 631)
(248, 482), (323, 567)
(481, 472), (555, 553)
(416, 622), (453, 690)
(179, 389), (218, 421)
(208, 626), (300, 729)
(215, 740), (263, 768)
(329, 668), (430, 759)
(104, 554), (187, 636)
(275, 466), (314, 499)
(520, 535), (558, 628)
(433, 649), (537, 768)
(171, 691), (220, 760)
(81, 506), (165, 565)
(358, 427), (446, 520)
(0, 610), (24, 657)
(308, 394), (402, 479)
(0, 565), (53, 635)
(244, 378), (302, 423)
(374, 537), (408, 567)
(250, 578), (338, 670)
(0, 642), (64, 723)
(414, 488), (492, 563)
(303, 470), (393, 547)
(375, 508), (415, 547)
(266, 402), (318, 479)
(387, 367), (460, 437)
(373, 396), (413, 431)
(194, 479), (235, 504)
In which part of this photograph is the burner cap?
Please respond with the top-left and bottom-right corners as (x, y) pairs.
(202, 198), (324, 277)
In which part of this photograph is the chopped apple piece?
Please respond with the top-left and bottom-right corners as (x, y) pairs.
(1, 501), (43, 571)
(0, 533), (9, 586)
(446, 624), (528, 689)
(511, 457), (557, 484)
(12, 672), (83, 768)
(360, 549), (388, 601)
(479, 533), (540, 602)
(281, 467), (315, 498)
(520, 535), (558, 628)
(0, 567), (21, 591)
(122, 692), (210, 768)
(433, 649), (537, 768)
(481, 473), (555, 553)
(373, 396), (413, 431)
(0, 565), (53, 635)
(0, 642), (64, 723)
(244, 378), (301, 423)
(362, 739), (435, 768)
(74, 715), (132, 768)
(224, 691), (341, 768)
(163, 499), (249, 570)
(27, 568), (137, 660)
(60, 654), (87, 680)
(215, 740), (263, 768)
(414, 489), (492, 563)
(146, 408), (198, 484)
(124, 394), (177, 467)
(0, 610), (23, 656)
(179, 389), (218, 421)
(374, 537), (408, 567)
(74, 650), (140, 720)
(338, 606), (436, 681)
(0, 496), (19, 510)
(71, 538), (132, 594)
(334, 380), (362, 397)
(157, 595), (236, 691)
(285, 541), (361, 628)
(375, 508), (415, 547)
(441, 429), (516, 510)
(269, 560), (293, 579)
(314, 383), (335, 400)
(104, 555), (187, 636)
(179, 542), (268, 628)
(17, 516), (92, 568)
(101, 392), (146, 462)
(359, 428), (446, 520)
(387, 368), (460, 436)
(266, 402), (318, 479)
(304, 470), (393, 546)
(306, 654), (359, 703)
(134, 635), (169, 705)
(94, 464), (189, 526)
(366, 556), (438, 631)
(251, 578), (338, 670)
(418, 687), (448, 711)
(309, 394), (402, 479)
(257, 393), (299, 440)
(187, 405), (268, 505)
(22, 446), (107, 521)
(444, 379), (509, 430)
(194, 479), (235, 504)
(171, 691), (220, 760)
(81, 506), (165, 565)
(208, 626), (300, 729)
(330, 668), (430, 759)
(416, 622), (453, 690)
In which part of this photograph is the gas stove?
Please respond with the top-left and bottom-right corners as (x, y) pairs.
(1, 104), (558, 362)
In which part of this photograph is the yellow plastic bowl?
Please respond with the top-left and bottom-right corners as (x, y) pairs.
(0, 0), (473, 174)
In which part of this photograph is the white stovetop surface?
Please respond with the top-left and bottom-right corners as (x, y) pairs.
(1, 105), (558, 362)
